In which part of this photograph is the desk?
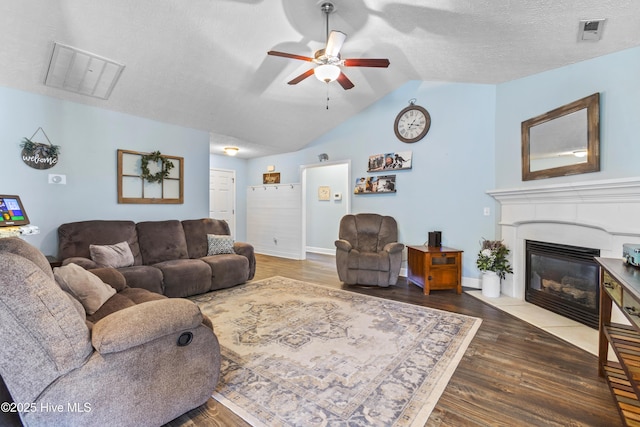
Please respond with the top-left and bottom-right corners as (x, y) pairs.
(407, 245), (462, 295)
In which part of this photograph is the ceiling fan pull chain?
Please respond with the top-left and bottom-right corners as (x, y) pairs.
(326, 85), (330, 110)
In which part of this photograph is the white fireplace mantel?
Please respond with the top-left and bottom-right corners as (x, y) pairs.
(487, 177), (640, 206)
(487, 177), (640, 299)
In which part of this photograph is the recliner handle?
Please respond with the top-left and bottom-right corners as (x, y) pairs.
(177, 332), (193, 346)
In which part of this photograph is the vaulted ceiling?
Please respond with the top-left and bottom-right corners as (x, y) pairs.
(1, 1), (638, 158)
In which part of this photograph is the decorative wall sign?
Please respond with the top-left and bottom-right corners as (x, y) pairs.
(354, 175), (396, 194)
(368, 151), (412, 172)
(20, 127), (60, 170)
(117, 149), (183, 204)
(318, 186), (331, 200)
(263, 172), (281, 184)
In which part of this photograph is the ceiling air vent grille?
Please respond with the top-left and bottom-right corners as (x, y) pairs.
(44, 42), (125, 100)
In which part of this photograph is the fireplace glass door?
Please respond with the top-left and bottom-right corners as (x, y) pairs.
(525, 240), (600, 329)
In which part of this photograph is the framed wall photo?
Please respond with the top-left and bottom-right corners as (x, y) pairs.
(354, 175), (396, 194)
(263, 172), (281, 184)
(368, 151), (412, 172)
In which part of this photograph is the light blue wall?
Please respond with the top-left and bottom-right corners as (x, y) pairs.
(305, 163), (349, 252)
(210, 154), (249, 242)
(248, 80), (497, 279)
(495, 46), (640, 188)
(1, 86), (210, 256)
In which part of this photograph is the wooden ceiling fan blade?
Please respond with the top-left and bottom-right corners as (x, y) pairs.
(337, 72), (355, 90)
(343, 58), (390, 68)
(325, 31), (347, 58)
(267, 51), (314, 62)
(288, 69), (315, 85)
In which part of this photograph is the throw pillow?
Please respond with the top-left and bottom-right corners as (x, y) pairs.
(207, 234), (235, 255)
(53, 263), (116, 315)
(89, 241), (134, 268)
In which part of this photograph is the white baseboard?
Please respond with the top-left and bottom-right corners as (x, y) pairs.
(306, 246), (336, 256)
(254, 247), (304, 260)
(463, 276), (481, 289)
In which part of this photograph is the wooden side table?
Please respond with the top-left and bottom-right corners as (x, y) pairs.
(46, 255), (62, 269)
(407, 245), (463, 295)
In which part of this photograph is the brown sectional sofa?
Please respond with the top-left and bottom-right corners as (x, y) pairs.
(58, 218), (255, 298)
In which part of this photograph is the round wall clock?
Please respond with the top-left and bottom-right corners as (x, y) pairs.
(394, 103), (431, 143)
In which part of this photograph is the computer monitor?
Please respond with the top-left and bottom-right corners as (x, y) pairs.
(0, 195), (30, 227)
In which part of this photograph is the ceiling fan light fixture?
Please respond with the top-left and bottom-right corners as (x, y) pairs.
(224, 146), (239, 156)
(314, 64), (341, 83)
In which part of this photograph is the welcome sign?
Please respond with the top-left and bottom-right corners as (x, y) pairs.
(20, 128), (60, 170)
(21, 144), (59, 169)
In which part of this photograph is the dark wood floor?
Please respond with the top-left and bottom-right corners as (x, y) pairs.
(166, 253), (621, 427)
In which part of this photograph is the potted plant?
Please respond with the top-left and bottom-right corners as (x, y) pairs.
(476, 239), (513, 298)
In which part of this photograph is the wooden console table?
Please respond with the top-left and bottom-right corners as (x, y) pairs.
(407, 245), (462, 295)
(597, 257), (640, 424)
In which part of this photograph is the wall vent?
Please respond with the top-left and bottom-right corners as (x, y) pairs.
(44, 42), (125, 100)
(578, 19), (606, 41)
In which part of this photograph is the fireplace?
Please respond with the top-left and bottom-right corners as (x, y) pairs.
(525, 240), (600, 329)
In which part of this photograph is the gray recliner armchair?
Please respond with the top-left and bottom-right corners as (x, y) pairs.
(0, 237), (220, 427)
(335, 213), (404, 286)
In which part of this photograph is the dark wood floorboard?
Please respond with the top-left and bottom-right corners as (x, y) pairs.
(167, 253), (621, 427)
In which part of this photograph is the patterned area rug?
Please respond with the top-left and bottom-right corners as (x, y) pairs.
(192, 276), (481, 427)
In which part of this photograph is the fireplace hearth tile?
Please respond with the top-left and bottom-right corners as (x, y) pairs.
(544, 326), (599, 356)
(466, 290), (598, 356)
(499, 304), (578, 328)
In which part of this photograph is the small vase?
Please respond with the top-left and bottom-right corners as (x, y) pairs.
(482, 271), (501, 298)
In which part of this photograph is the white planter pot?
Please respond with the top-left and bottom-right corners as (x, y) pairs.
(481, 271), (501, 298)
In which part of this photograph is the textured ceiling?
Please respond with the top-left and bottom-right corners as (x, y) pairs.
(1, 0), (638, 158)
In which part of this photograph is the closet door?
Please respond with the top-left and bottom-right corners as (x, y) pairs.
(210, 169), (235, 236)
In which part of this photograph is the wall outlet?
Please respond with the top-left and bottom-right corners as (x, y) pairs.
(483, 207), (490, 216)
(48, 174), (66, 184)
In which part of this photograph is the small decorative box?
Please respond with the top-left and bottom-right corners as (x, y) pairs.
(623, 244), (640, 267)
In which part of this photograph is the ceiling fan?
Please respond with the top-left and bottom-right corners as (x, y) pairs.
(267, 2), (390, 90)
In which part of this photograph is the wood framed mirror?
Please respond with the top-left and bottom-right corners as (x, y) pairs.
(521, 93), (600, 181)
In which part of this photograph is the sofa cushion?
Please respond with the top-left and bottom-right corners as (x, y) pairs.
(356, 251), (390, 271)
(137, 220), (189, 265)
(58, 220), (142, 265)
(54, 263), (117, 315)
(207, 234), (235, 255)
(182, 218), (231, 259)
(116, 266), (164, 295)
(153, 259), (211, 298)
(87, 287), (167, 323)
(89, 268), (128, 292)
(200, 254), (249, 291)
(90, 241), (134, 268)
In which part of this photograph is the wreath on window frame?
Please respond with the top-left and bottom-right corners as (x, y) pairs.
(140, 151), (174, 183)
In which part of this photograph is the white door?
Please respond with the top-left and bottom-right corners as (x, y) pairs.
(210, 169), (236, 237)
